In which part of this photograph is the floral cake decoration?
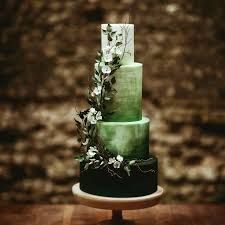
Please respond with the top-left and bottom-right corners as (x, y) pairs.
(75, 24), (155, 178)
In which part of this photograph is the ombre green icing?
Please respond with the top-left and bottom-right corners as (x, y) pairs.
(96, 117), (149, 159)
(104, 63), (142, 122)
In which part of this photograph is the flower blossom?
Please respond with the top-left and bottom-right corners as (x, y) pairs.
(87, 108), (102, 124)
(115, 47), (123, 56)
(95, 111), (102, 121)
(89, 107), (97, 114)
(113, 161), (121, 169)
(91, 86), (102, 96)
(103, 45), (111, 53)
(102, 65), (111, 74)
(87, 146), (98, 158)
(116, 155), (123, 162)
(108, 155), (123, 169)
(104, 52), (113, 63)
(108, 157), (116, 164)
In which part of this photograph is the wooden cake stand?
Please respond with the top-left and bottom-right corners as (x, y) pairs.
(72, 183), (164, 225)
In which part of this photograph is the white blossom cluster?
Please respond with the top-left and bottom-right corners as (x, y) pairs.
(91, 86), (102, 97)
(86, 145), (124, 169)
(76, 24), (130, 176)
(101, 44), (123, 75)
(87, 107), (102, 124)
(91, 42), (123, 98)
(108, 154), (124, 169)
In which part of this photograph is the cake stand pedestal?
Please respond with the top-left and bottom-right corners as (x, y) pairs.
(72, 183), (164, 225)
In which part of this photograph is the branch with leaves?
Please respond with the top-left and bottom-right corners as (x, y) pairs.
(75, 24), (155, 178)
(75, 24), (128, 153)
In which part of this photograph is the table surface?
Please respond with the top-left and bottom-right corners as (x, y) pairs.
(0, 204), (224, 225)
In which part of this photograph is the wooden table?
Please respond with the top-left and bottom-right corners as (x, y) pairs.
(0, 204), (224, 225)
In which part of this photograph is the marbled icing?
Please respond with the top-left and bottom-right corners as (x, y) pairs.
(104, 62), (142, 122)
(97, 117), (150, 159)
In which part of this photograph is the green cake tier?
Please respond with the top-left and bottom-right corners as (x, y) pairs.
(80, 155), (158, 197)
(96, 117), (150, 159)
(103, 62), (142, 122)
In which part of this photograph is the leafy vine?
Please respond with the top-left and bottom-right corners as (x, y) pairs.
(75, 24), (155, 178)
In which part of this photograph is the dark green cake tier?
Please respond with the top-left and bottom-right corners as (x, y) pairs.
(80, 156), (158, 197)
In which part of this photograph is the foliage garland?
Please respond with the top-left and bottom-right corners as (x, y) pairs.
(75, 24), (155, 178)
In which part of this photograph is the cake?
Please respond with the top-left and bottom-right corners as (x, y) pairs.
(75, 24), (158, 197)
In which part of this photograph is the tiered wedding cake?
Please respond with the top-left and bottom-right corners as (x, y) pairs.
(75, 24), (158, 197)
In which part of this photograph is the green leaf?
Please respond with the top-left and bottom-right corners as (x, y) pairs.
(107, 34), (112, 41)
(111, 76), (116, 84)
(129, 160), (136, 165)
(84, 163), (89, 170)
(111, 88), (117, 94)
(104, 81), (111, 90)
(104, 96), (111, 101)
(96, 51), (102, 61)
(124, 165), (131, 176)
(102, 29), (107, 34)
(78, 110), (88, 119)
(106, 24), (112, 32)
(74, 118), (81, 124)
(116, 42), (122, 47)
(75, 155), (85, 162)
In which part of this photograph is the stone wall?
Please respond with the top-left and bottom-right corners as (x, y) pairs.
(0, 0), (224, 203)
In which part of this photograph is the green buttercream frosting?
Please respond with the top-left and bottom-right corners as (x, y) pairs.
(104, 62), (142, 122)
(96, 117), (150, 159)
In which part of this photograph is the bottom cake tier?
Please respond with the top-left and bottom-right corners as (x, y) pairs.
(79, 156), (158, 198)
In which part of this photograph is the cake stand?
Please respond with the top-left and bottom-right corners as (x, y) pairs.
(72, 183), (164, 225)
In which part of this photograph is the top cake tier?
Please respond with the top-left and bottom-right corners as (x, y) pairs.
(101, 24), (134, 65)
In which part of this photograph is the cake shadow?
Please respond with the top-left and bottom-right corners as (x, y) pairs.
(97, 219), (136, 225)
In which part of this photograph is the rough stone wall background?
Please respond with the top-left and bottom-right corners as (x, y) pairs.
(0, 0), (225, 203)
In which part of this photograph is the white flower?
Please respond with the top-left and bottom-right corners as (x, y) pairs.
(87, 113), (97, 124)
(116, 155), (123, 162)
(113, 161), (121, 169)
(87, 150), (96, 158)
(89, 146), (98, 151)
(89, 108), (97, 114)
(115, 47), (123, 56)
(109, 46), (122, 57)
(102, 65), (111, 74)
(108, 157), (116, 164)
(87, 108), (102, 124)
(90, 116), (97, 124)
(95, 111), (102, 121)
(87, 146), (98, 158)
(104, 52), (113, 63)
(103, 44), (111, 53)
(91, 86), (102, 96)
(102, 45), (112, 57)
(87, 108), (97, 124)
